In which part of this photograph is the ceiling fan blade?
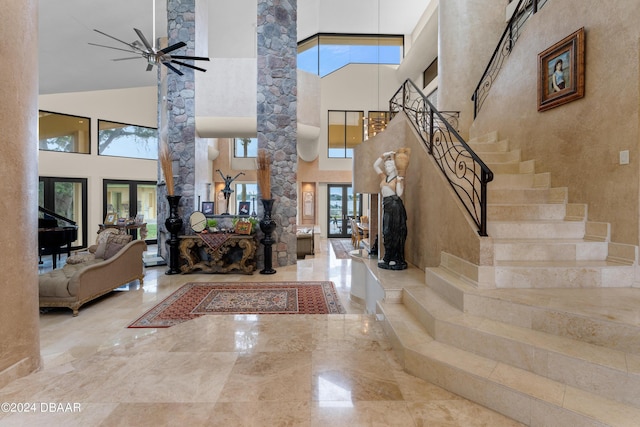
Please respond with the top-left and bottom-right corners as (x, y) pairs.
(88, 42), (140, 55)
(160, 42), (187, 54)
(93, 29), (145, 53)
(163, 62), (184, 76)
(171, 60), (207, 72)
(134, 28), (154, 52)
(112, 56), (144, 61)
(170, 55), (210, 61)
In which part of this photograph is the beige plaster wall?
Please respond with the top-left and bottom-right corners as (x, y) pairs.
(354, 113), (486, 269)
(470, 1), (640, 246)
(38, 87), (158, 241)
(0, 0), (42, 387)
(437, 0), (505, 138)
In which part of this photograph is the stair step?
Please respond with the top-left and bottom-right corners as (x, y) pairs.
(402, 285), (640, 407)
(488, 187), (568, 204)
(493, 238), (608, 261)
(488, 204), (568, 221)
(468, 138), (510, 153)
(378, 300), (640, 426)
(485, 159), (535, 174)
(491, 172), (551, 189)
(467, 130), (499, 144)
(478, 149), (522, 163)
(487, 220), (585, 239)
(426, 265), (640, 353)
(494, 260), (634, 288)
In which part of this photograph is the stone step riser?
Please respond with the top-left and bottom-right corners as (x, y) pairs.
(487, 204), (568, 221)
(488, 188), (568, 204)
(401, 290), (640, 408)
(491, 172), (551, 189)
(468, 139), (509, 153)
(477, 150), (521, 163)
(487, 221), (586, 239)
(494, 265), (634, 289)
(493, 241), (609, 261)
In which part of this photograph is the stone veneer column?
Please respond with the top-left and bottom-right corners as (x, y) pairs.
(158, 0), (198, 258)
(257, 0), (298, 267)
(0, 0), (41, 387)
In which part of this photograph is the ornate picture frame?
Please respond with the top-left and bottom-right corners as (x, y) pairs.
(538, 27), (585, 112)
(103, 213), (117, 225)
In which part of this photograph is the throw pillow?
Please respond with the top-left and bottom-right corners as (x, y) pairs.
(108, 233), (133, 246)
(94, 240), (109, 259)
(103, 242), (125, 260)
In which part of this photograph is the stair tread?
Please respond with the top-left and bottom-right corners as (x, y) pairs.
(495, 260), (629, 267)
(492, 238), (600, 243)
(429, 266), (640, 328)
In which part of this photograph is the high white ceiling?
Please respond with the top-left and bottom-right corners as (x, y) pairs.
(39, 0), (430, 95)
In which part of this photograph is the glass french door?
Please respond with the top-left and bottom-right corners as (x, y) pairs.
(327, 184), (361, 238)
(103, 180), (157, 242)
(38, 177), (88, 250)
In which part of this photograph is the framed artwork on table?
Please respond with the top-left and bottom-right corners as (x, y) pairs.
(538, 27), (585, 112)
(238, 201), (250, 215)
(202, 201), (214, 215)
(104, 213), (117, 225)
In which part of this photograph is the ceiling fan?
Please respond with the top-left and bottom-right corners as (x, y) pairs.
(89, 28), (209, 76)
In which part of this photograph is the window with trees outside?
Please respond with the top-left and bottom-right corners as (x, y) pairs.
(38, 111), (91, 154)
(234, 138), (258, 158)
(98, 120), (158, 160)
(328, 110), (364, 158)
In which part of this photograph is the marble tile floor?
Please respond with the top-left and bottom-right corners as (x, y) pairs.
(4, 240), (525, 426)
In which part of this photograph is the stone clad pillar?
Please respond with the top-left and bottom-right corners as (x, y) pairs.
(158, 0), (198, 259)
(257, 0), (298, 267)
(0, 0), (42, 387)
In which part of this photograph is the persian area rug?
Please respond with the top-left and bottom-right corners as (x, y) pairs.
(128, 281), (346, 328)
(330, 238), (354, 259)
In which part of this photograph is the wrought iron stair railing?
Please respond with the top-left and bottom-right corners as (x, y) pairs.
(472, 0), (549, 118)
(390, 79), (493, 236)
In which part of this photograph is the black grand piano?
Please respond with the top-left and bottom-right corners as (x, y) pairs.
(38, 206), (78, 269)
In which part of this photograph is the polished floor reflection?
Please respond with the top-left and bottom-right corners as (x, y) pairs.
(1, 240), (523, 426)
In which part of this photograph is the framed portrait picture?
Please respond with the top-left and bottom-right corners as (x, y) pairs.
(538, 27), (585, 112)
(238, 201), (250, 216)
(104, 212), (117, 225)
(201, 201), (214, 215)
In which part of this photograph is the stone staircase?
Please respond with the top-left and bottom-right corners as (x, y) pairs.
(373, 132), (640, 426)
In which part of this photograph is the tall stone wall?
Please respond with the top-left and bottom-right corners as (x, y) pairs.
(257, 0), (298, 267)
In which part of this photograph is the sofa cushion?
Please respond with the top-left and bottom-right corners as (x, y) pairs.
(65, 252), (96, 264)
(39, 259), (102, 297)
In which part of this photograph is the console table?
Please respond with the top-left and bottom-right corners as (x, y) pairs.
(179, 234), (258, 274)
(99, 223), (147, 240)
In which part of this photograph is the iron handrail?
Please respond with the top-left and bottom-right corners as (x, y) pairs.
(471, 0), (548, 118)
(390, 79), (493, 236)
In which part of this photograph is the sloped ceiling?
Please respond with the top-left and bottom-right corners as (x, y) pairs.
(39, 0), (431, 95)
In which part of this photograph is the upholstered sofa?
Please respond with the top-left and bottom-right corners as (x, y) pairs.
(296, 227), (315, 259)
(39, 230), (146, 316)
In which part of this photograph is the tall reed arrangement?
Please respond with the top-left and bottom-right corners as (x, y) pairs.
(256, 149), (271, 199)
(160, 143), (175, 195)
